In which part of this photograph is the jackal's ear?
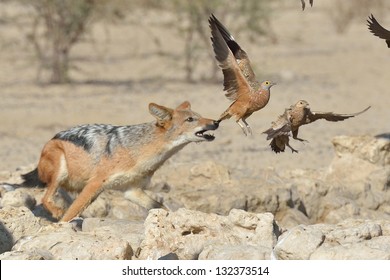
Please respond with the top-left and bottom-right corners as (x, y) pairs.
(149, 103), (173, 126)
(176, 101), (191, 110)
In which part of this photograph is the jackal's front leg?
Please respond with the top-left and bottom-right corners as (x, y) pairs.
(124, 188), (168, 210)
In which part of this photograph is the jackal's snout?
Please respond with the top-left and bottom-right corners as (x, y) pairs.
(196, 119), (219, 141)
(211, 120), (220, 129)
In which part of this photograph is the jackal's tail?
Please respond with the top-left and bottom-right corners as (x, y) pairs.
(21, 168), (45, 188)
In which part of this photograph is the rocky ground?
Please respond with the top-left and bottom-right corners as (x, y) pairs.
(0, 135), (389, 260)
(1, 1), (390, 260)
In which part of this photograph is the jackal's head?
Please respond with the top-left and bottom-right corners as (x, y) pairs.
(149, 101), (219, 144)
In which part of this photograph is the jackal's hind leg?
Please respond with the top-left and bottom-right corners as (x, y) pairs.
(39, 150), (68, 220)
(42, 181), (66, 220)
(124, 188), (168, 211)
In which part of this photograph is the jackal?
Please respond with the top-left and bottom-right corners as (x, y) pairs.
(21, 101), (219, 222)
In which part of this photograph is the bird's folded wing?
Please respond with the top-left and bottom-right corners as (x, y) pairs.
(263, 111), (292, 140)
(308, 106), (371, 123)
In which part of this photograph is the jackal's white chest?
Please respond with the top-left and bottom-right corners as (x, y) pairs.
(106, 145), (183, 191)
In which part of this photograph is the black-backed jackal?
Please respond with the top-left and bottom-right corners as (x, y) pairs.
(22, 101), (219, 222)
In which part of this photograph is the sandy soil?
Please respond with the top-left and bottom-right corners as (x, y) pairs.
(0, 1), (389, 178)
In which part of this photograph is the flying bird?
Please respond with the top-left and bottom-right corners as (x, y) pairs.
(263, 100), (371, 153)
(301, 0), (314, 10)
(367, 14), (390, 48)
(209, 14), (276, 136)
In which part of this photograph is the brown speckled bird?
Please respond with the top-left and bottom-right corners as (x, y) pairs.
(263, 100), (371, 153)
(209, 14), (276, 136)
(301, 0), (314, 10)
(367, 14), (390, 48)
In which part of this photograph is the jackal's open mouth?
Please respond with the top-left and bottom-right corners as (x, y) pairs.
(195, 130), (215, 141)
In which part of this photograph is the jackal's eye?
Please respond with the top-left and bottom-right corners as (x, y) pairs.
(186, 117), (195, 122)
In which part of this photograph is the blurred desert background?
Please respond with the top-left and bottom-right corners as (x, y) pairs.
(0, 0), (389, 176)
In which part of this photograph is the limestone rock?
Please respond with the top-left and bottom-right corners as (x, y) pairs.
(275, 208), (310, 230)
(82, 218), (144, 253)
(0, 249), (53, 260)
(189, 161), (231, 183)
(331, 135), (390, 166)
(273, 219), (390, 260)
(310, 236), (390, 259)
(138, 208), (279, 260)
(273, 225), (325, 260)
(327, 136), (390, 186)
(1, 189), (36, 210)
(12, 223), (133, 260)
(199, 244), (271, 260)
(0, 206), (43, 254)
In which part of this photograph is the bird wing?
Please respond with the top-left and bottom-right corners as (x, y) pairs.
(307, 106), (371, 123)
(263, 109), (292, 140)
(209, 15), (253, 102)
(210, 14), (257, 82)
(367, 14), (390, 47)
(269, 137), (284, 153)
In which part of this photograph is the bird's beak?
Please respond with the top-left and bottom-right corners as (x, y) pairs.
(272, 82), (277, 86)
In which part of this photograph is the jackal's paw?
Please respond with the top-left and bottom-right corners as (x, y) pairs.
(69, 217), (84, 231)
(48, 207), (66, 221)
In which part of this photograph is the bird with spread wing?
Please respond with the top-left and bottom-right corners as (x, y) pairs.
(209, 14), (276, 136)
(367, 14), (390, 48)
(263, 100), (371, 153)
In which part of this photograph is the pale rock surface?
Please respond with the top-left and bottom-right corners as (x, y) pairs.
(273, 225), (325, 260)
(10, 223), (133, 260)
(0, 206), (43, 253)
(199, 244), (271, 260)
(331, 135), (390, 166)
(310, 236), (390, 260)
(138, 208), (279, 260)
(82, 217), (144, 253)
(0, 249), (54, 260)
(1, 188), (36, 209)
(274, 219), (390, 260)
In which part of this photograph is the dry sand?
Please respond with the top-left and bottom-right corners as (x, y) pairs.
(0, 1), (389, 178)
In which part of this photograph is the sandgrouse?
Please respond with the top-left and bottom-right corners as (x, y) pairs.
(263, 100), (371, 153)
(209, 14), (276, 136)
(367, 14), (390, 48)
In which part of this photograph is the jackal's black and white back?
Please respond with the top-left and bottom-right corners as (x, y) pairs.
(53, 123), (156, 156)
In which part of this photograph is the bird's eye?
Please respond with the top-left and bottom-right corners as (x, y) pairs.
(186, 117), (194, 122)
(265, 81), (269, 84)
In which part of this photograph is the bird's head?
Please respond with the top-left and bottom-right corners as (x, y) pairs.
(295, 100), (310, 109)
(260, 80), (276, 90)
